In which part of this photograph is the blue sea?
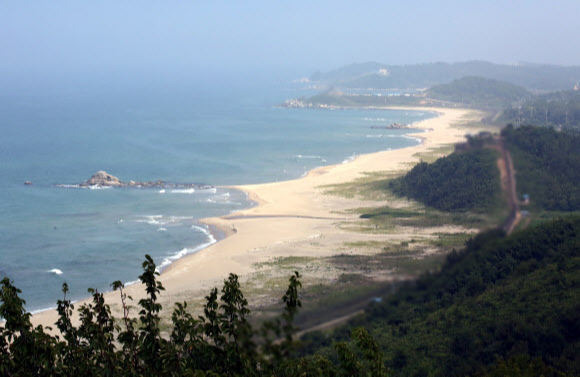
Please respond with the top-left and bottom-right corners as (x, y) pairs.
(0, 81), (434, 312)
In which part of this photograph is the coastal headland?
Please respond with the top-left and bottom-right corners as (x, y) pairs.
(31, 106), (490, 329)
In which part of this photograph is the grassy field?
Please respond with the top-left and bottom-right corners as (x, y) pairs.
(242, 145), (509, 334)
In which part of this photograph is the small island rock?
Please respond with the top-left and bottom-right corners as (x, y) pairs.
(71, 171), (199, 190)
(82, 171), (123, 187)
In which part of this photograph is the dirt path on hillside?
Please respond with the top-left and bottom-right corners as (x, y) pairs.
(295, 138), (523, 339)
(498, 138), (521, 234)
(488, 137), (520, 234)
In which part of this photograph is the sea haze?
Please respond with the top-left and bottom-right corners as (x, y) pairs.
(0, 82), (434, 311)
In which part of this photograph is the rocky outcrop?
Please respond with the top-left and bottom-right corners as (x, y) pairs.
(370, 122), (409, 129)
(83, 171), (123, 186)
(79, 170), (166, 187)
(73, 171), (211, 190)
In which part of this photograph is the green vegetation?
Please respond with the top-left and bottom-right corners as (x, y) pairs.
(321, 170), (404, 200)
(11, 210), (566, 376)
(430, 232), (472, 248)
(503, 125), (580, 211)
(427, 76), (530, 108)
(0, 257), (386, 376)
(501, 90), (580, 130)
(358, 205), (490, 229)
(303, 216), (580, 376)
(389, 148), (501, 212)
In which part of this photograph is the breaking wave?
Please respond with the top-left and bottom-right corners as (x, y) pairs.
(156, 225), (217, 271)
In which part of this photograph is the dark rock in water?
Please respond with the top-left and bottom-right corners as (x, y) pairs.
(82, 171), (123, 187)
(58, 170), (214, 191)
(24, 181), (32, 185)
(370, 122), (409, 130)
(76, 170), (206, 190)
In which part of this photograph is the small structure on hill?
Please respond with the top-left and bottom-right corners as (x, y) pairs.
(522, 194), (530, 205)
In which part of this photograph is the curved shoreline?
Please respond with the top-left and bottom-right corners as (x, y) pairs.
(30, 106), (482, 328)
(162, 109), (438, 274)
(164, 111), (437, 273)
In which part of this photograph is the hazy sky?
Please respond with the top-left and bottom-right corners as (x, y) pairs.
(1, 0), (580, 86)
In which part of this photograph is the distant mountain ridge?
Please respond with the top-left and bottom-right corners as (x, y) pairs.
(311, 61), (580, 91)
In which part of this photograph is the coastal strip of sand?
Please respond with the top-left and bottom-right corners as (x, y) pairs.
(31, 106), (484, 329)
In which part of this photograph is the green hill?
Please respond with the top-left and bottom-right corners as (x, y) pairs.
(500, 90), (580, 131)
(389, 148), (501, 212)
(303, 216), (580, 376)
(427, 76), (530, 108)
(503, 125), (580, 211)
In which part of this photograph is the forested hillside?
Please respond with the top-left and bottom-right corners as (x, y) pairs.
(501, 90), (580, 131)
(427, 76), (530, 108)
(389, 148), (500, 212)
(503, 125), (580, 211)
(303, 216), (580, 376)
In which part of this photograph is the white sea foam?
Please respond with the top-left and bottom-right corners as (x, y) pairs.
(403, 135), (422, 143)
(135, 215), (164, 225)
(295, 154), (324, 160)
(206, 198), (233, 204)
(156, 225), (217, 271)
(191, 224), (215, 240)
(205, 192), (234, 204)
(171, 188), (196, 194)
(342, 153), (357, 164)
(49, 268), (63, 275)
(157, 227), (167, 232)
(87, 185), (112, 190)
(55, 184), (111, 190)
(136, 215), (195, 227)
(31, 306), (58, 315)
(158, 189), (166, 194)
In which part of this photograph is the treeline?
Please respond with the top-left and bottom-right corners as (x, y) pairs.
(503, 125), (580, 211)
(501, 90), (580, 131)
(427, 76), (530, 109)
(389, 148), (500, 212)
(303, 216), (580, 376)
(1, 257), (387, 376)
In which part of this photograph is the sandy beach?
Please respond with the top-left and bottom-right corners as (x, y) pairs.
(31, 106), (484, 329)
